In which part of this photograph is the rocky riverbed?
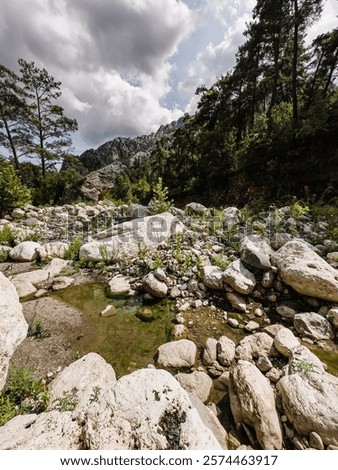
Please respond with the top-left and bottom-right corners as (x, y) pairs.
(0, 200), (338, 450)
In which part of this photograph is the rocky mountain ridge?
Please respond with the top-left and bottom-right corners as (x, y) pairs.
(64, 117), (184, 202)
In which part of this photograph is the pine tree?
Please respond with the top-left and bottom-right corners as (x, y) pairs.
(18, 59), (78, 177)
(0, 64), (31, 170)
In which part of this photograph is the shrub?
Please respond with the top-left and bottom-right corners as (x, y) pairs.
(0, 161), (32, 217)
(0, 224), (17, 246)
(149, 178), (173, 214)
(64, 234), (83, 261)
(0, 365), (49, 426)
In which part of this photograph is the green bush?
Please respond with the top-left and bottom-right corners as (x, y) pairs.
(0, 161), (31, 217)
(64, 235), (83, 261)
(0, 365), (49, 426)
(27, 319), (51, 340)
(149, 178), (173, 214)
(0, 224), (17, 246)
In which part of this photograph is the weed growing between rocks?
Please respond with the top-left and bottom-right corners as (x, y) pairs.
(0, 365), (49, 426)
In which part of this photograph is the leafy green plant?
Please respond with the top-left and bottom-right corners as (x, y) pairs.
(290, 200), (310, 219)
(0, 365), (49, 426)
(174, 232), (184, 262)
(27, 319), (51, 340)
(89, 386), (101, 404)
(296, 359), (314, 376)
(64, 234), (83, 261)
(98, 244), (118, 264)
(0, 224), (17, 246)
(149, 177), (173, 214)
(137, 243), (149, 260)
(0, 162), (32, 217)
(54, 388), (78, 412)
(0, 249), (9, 262)
(212, 255), (231, 270)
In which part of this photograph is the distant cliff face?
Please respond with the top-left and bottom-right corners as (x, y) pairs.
(63, 117), (185, 201)
(75, 117), (185, 173)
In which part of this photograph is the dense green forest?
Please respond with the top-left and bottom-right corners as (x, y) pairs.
(143, 0), (338, 205)
(1, 0), (338, 212)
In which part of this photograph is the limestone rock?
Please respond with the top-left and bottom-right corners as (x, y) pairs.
(293, 312), (334, 341)
(109, 275), (131, 295)
(201, 266), (224, 290)
(36, 242), (69, 261)
(274, 328), (300, 358)
(285, 345), (325, 375)
(156, 339), (197, 370)
(222, 207), (240, 227)
(226, 292), (247, 312)
(0, 412), (82, 449)
(244, 320), (260, 332)
(142, 273), (168, 298)
(51, 276), (74, 291)
(240, 235), (274, 270)
(229, 361), (282, 449)
(271, 240), (338, 302)
(44, 258), (69, 277)
(175, 371), (213, 403)
(277, 354), (338, 446)
(9, 241), (41, 262)
(189, 395), (228, 448)
(0, 273), (28, 390)
(216, 336), (236, 367)
(185, 202), (209, 216)
(48, 353), (117, 413)
(327, 307), (338, 328)
(276, 305), (297, 318)
(94, 368), (224, 450)
(236, 332), (276, 361)
(203, 338), (218, 365)
(80, 213), (185, 262)
(223, 259), (256, 295)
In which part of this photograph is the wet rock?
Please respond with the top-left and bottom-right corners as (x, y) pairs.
(51, 276), (74, 291)
(109, 275), (131, 295)
(142, 273), (168, 298)
(156, 339), (197, 370)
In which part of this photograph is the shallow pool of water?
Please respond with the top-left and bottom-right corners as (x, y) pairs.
(53, 283), (175, 378)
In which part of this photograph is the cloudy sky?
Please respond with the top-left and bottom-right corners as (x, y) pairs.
(1, 0), (337, 155)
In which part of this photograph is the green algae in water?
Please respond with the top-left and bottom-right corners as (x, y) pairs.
(53, 283), (175, 378)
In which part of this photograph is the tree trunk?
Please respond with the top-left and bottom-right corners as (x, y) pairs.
(292, 0), (299, 127)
